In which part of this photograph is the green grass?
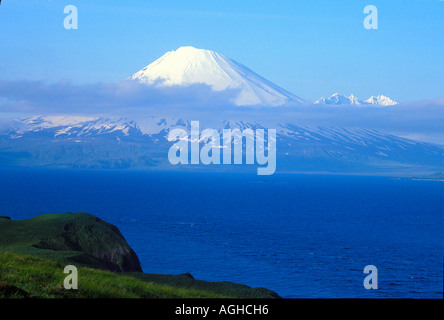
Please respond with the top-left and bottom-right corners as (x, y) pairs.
(0, 252), (226, 298)
(126, 272), (281, 299)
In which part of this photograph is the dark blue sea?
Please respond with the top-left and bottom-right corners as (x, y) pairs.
(0, 168), (443, 298)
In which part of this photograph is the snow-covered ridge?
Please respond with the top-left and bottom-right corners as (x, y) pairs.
(315, 93), (398, 106)
(129, 46), (304, 107)
(17, 115), (140, 138)
(7, 115), (430, 150)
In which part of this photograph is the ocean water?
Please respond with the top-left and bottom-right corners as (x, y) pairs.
(0, 167), (442, 298)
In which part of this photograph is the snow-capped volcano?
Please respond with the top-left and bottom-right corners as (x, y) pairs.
(129, 46), (304, 106)
(315, 93), (398, 106)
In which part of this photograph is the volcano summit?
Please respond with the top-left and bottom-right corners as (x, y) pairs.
(129, 46), (304, 107)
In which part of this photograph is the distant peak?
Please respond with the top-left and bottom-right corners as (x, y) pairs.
(315, 93), (399, 106)
(129, 47), (304, 106)
(364, 95), (399, 106)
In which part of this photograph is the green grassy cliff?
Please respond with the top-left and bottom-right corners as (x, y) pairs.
(0, 212), (142, 272)
(0, 213), (280, 298)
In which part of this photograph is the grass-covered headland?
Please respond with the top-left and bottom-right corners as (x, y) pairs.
(0, 213), (280, 299)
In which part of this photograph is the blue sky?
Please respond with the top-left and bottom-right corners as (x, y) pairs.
(0, 0), (443, 102)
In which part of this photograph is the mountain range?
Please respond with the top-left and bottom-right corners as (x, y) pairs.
(0, 115), (441, 175)
(315, 93), (399, 106)
(0, 46), (440, 174)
